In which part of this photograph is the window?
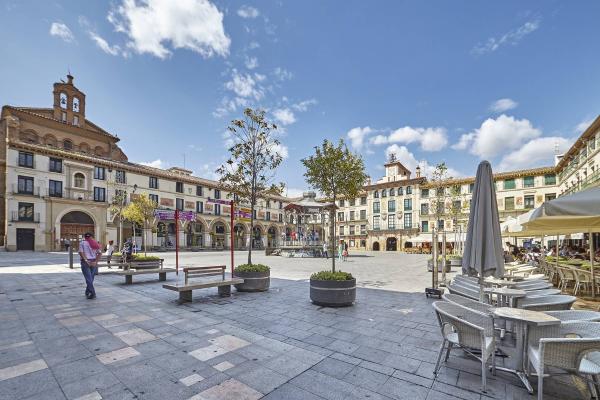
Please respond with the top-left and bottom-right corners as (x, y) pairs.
(524, 195), (535, 209)
(350, 225), (355, 235)
(389, 188), (395, 196)
(74, 173), (85, 188)
(266, 212), (271, 221)
(115, 170), (126, 184)
(196, 186), (203, 196)
(421, 221), (429, 233)
(452, 200), (461, 212)
(349, 211), (355, 221)
(374, 190), (379, 198)
(360, 209), (366, 220)
(436, 188), (444, 196)
(176, 182), (184, 193)
(388, 200), (396, 212)
(214, 189), (221, 199)
(61, 112), (67, 122)
(545, 193), (556, 202)
(349, 198), (355, 206)
(398, 187), (404, 196)
(360, 225), (366, 235)
(18, 176), (34, 194)
(523, 176), (535, 188)
(373, 202), (380, 214)
(59, 92), (67, 109)
(340, 226), (344, 236)
(149, 194), (159, 204)
(49, 158), (62, 173)
(93, 187), (106, 202)
(421, 188), (429, 197)
(253, 209), (257, 219)
(73, 97), (79, 112)
(115, 189), (126, 204)
(49, 180), (62, 197)
(279, 213), (283, 222)
(18, 202), (34, 221)
(404, 198), (412, 211)
(214, 204), (221, 215)
(388, 214), (396, 230)
(505, 197), (515, 210)
(339, 199), (345, 207)
(406, 186), (412, 194)
(196, 201), (203, 213)
(404, 214), (412, 229)
(544, 174), (556, 186)
(381, 189), (387, 198)
(176, 198), (184, 211)
(279, 201), (283, 209)
(18, 152), (34, 168)
(63, 139), (72, 150)
(337, 212), (344, 221)
(438, 220), (445, 230)
(504, 179), (516, 190)
(73, 116), (79, 126)
(372, 216), (380, 230)
(421, 203), (429, 215)
(469, 183), (474, 193)
(94, 166), (105, 180)
(149, 177), (159, 189)
(360, 196), (367, 205)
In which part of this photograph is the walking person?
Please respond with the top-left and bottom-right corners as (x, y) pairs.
(338, 240), (344, 262)
(343, 242), (349, 261)
(79, 232), (101, 299)
(105, 240), (115, 268)
(322, 242), (328, 259)
(64, 238), (71, 253)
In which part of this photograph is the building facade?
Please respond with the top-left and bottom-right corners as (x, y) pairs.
(1, 76), (291, 251)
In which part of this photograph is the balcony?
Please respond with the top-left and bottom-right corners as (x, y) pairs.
(65, 188), (94, 201)
(10, 211), (40, 223)
(12, 184), (43, 197)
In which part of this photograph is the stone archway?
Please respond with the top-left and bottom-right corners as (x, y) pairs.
(372, 241), (380, 251)
(186, 221), (205, 248)
(233, 224), (247, 249)
(212, 221), (227, 248)
(267, 226), (278, 248)
(252, 225), (264, 249)
(386, 237), (397, 251)
(60, 211), (95, 250)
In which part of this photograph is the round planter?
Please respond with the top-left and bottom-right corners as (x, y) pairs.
(427, 260), (451, 273)
(234, 270), (270, 292)
(310, 278), (356, 307)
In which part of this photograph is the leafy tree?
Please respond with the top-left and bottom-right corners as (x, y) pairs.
(429, 162), (451, 233)
(123, 194), (158, 255)
(302, 139), (368, 273)
(217, 108), (284, 265)
(109, 189), (128, 250)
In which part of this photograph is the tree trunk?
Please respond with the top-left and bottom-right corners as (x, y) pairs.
(144, 221), (148, 256)
(330, 209), (336, 273)
(248, 200), (254, 265)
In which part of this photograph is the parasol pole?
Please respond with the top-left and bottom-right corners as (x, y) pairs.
(432, 228), (438, 289)
(590, 230), (595, 297)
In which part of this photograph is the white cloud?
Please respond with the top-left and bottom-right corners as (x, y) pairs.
(472, 18), (540, 55)
(245, 56), (259, 69)
(108, 0), (230, 59)
(378, 126), (448, 152)
(198, 163), (219, 180)
(453, 114), (541, 159)
(347, 126), (374, 150)
(292, 99), (317, 112)
(272, 143), (289, 159)
(224, 69), (264, 100)
(140, 159), (166, 169)
(575, 118), (594, 134)
(273, 67), (293, 81)
(237, 5), (259, 18)
(50, 22), (75, 43)
(88, 31), (122, 56)
(497, 136), (572, 171)
(489, 98), (518, 113)
(273, 108), (296, 126)
(285, 188), (305, 198)
(384, 144), (462, 178)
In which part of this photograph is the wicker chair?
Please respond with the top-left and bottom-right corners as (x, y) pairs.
(527, 322), (600, 400)
(518, 295), (576, 312)
(572, 268), (593, 296)
(442, 293), (495, 315)
(522, 288), (561, 298)
(447, 283), (480, 301)
(545, 310), (600, 323)
(432, 301), (497, 392)
(515, 281), (553, 290)
(558, 266), (577, 292)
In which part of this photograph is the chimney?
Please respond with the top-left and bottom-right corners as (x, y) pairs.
(67, 74), (74, 84)
(415, 165), (421, 178)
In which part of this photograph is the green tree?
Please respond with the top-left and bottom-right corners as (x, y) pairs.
(302, 139), (368, 272)
(429, 162), (451, 233)
(122, 194), (158, 255)
(109, 189), (128, 250)
(217, 108), (284, 265)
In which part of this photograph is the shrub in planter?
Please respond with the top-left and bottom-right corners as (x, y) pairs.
(234, 264), (270, 292)
(448, 255), (463, 267)
(132, 255), (161, 262)
(427, 257), (451, 272)
(310, 271), (356, 307)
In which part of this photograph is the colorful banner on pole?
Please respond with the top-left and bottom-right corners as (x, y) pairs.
(154, 210), (195, 221)
(235, 207), (252, 222)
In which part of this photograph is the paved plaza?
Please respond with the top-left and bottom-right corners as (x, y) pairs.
(0, 251), (587, 399)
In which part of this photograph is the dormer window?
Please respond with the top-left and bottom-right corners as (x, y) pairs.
(59, 92), (67, 109)
(63, 139), (73, 150)
(73, 97), (80, 112)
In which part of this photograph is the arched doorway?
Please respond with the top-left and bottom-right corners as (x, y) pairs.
(252, 226), (263, 249)
(372, 241), (380, 251)
(213, 222), (226, 248)
(267, 227), (277, 247)
(60, 211), (95, 250)
(386, 237), (397, 251)
(186, 222), (204, 247)
(234, 224), (246, 249)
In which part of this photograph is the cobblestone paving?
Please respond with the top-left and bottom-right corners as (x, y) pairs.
(0, 252), (589, 399)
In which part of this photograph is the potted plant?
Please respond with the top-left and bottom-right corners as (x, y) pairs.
(427, 256), (451, 272)
(448, 254), (462, 268)
(310, 271), (355, 307)
(234, 264), (270, 292)
(302, 139), (368, 307)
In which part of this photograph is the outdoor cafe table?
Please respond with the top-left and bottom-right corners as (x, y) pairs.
(484, 277), (519, 288)
(484, 287), (527, 307)
(492, 307), (560, 394)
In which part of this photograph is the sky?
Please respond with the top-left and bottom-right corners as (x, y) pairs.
(1, 1), (600, 197)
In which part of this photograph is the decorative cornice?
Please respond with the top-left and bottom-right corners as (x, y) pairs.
(364, 177), (426, 190)
(420, 166), (556, 188)
(555, 115), (600, 171)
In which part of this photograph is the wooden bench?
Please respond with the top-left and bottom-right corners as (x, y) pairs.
(115, 267), (176, 284)
(163, 265), (244, 303)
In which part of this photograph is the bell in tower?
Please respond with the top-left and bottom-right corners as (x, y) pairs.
(52, 73), (86, 127)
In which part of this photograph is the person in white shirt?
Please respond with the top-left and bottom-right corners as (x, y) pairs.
(105, 240), (115, 268)
(79, 232), (101, 299)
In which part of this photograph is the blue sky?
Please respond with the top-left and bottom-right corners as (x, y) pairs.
(1, 1), (600, 195)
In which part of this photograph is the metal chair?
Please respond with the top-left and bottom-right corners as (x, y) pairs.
(432, 301), (497, 392)
(518, 295), (576, 312)
(527, 322), (600, 400)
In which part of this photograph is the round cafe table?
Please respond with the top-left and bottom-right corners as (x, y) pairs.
(484, 287), (526, 307)
(484, 277), (519, 288)
(492, 307), (560, 394)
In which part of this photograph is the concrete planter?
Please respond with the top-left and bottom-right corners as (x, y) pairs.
(427, 259), (451, 273)
(449, 258), (462, 268)
(234, 270), (270, 292)
(310, 278), (356, 307)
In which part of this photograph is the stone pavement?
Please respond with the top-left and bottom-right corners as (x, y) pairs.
(0, 255), (589, 399)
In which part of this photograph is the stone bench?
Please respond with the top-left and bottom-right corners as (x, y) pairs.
(163, 265), (243, 303)
(114, 268), (176, 284)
